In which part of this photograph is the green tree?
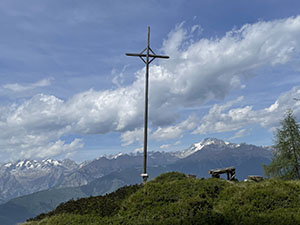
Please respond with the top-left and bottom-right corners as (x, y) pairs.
(264, 110), (300, 180)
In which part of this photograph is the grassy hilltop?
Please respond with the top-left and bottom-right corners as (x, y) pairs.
(24, 172), (300, 225)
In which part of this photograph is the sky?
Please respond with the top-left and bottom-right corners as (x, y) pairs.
(1, 0), (300, 162)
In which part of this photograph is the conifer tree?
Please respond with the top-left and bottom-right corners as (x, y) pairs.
(264, 110), (300, 180)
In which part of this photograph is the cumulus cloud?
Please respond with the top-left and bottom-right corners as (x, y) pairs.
(194, 96), (253, 134)
(0, 94), (80, 160)
(19, 139), (84, 159)
(2, 16), (300, 159)
(194, 87), (300, 135)
(151, 115), (199, 141)
(158, 16), (300, 108)
(121, 128), (144, 146)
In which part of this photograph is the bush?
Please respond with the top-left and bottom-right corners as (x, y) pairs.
(216, 179), (300, 224)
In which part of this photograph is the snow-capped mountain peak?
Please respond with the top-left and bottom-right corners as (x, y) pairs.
(175, 138), (240, 158)
(97, 152), (124, 160)
(200, 138), (240, 148)
(2, 159), (77, 172)
(112, 152), (123, 159)
(14, 160), (41, 169)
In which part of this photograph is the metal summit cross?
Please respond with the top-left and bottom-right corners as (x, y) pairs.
(126, 26), (169, 183)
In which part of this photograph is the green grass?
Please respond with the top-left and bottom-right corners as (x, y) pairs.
(24, 172), (300, 225)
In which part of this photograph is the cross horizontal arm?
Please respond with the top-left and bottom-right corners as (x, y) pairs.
(126, 53), (169, 59)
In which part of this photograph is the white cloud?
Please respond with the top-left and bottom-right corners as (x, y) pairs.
(194, 87), (300, 135)
(0, 94), (80, 160)
(132, 147), (143, 154)
(151, 115), (199, 141)
(158, 16), (300, 109)
(191, 24), (202, 34)
(19, 139), (84, 159)
(111, 65), (128, 88)
(1, 16), (300, 159)
(121, 128), (144, 146)
(121, 115), (198, 145)
(3, 78), (53, 92)
(160, 144), (171, 149)
(194, 96), (253, 134)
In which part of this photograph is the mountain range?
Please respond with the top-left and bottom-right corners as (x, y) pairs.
(0, 138), (273, 225)
(0, 151), (178, 204)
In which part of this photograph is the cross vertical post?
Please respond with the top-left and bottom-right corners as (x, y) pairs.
(126, 27), (169, 183)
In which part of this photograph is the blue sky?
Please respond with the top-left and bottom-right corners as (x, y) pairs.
(1, 0), (300, 162)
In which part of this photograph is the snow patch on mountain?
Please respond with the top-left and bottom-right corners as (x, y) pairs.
(97, 152), (124, 160)
(42, 159), (61, 167)
(109, 152), (124, 159)
(4, 162), (12, 168)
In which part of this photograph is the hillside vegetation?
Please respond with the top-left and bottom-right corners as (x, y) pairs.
(24, 172), (300, 225)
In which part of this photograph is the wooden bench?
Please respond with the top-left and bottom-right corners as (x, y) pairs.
(209, 167), (236, 181)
